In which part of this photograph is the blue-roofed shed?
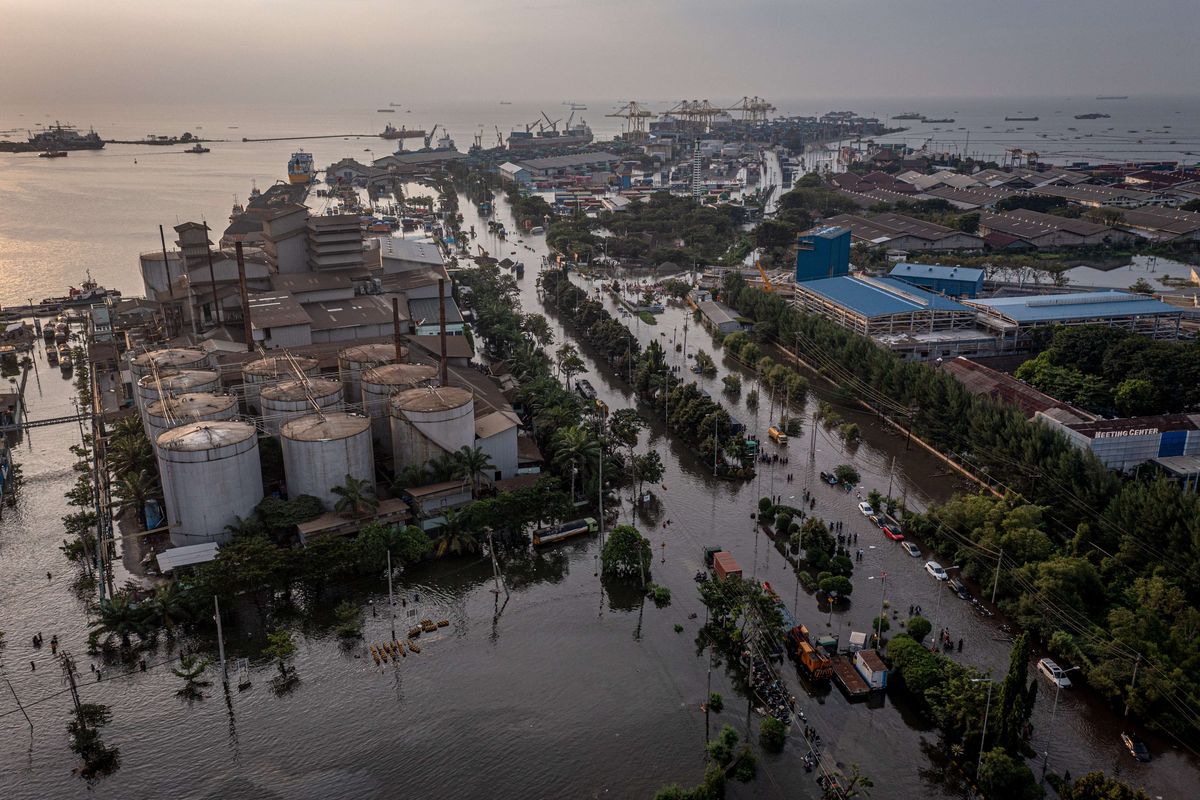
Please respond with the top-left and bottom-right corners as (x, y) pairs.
(889, 263), (984, 298)
(967, 290), (1184, 344)
(793, 275), (979, 339)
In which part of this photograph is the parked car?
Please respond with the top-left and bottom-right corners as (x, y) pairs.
(1121, 732), (1150, 762)
(924, 561), (948, 580)
(857, 501), (874, 516)
(902, 541), (921, 558)
(882, 525), (905, 541)
(1038, 658), (1073, 689)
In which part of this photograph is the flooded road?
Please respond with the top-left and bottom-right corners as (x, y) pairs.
(0, 190), (1195, 799)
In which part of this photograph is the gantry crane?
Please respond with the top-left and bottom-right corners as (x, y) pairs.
(606, 101), (656, 135)
(727, 96), (776, 124)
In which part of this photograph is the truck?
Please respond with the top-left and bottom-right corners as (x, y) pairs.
(531, 517), (598, 546)
(768, 426), (788, 444)
(786, 624), (833, 680)
(711, 551), (742, 581)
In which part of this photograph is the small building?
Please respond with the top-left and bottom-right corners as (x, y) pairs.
(475, 409), (521, 480)
(303, 296), (397, 343)
(1115, 206), (1200, 243)
(401, 480), (473, 532)
(499, 161), (532, 184)
(795, 225), (851, 282)
(408, 296), (465, 336)
(1038, 413), (1200, 474)
(854, 649), (888, 690)
(888, 263), (984, 298)
(514, 152), (620, 178)
(697, 301), (745, 335)
(307, 214), (366, 273)
(247, 292), (312, 348)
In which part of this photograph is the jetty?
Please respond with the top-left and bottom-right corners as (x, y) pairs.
(240, 134), (375, 143)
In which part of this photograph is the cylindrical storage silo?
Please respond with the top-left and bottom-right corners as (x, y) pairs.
(361, 363), (438, 457)
(281, 412), (374, 511)
(242, 355), (318, 414)
(338, 343), (407, 404)
(156, 421), (263, 547)
(137, 369), (221, 409)
(130, 347), (209, 382)
(259, 378), (343, 436)
(390, 386), (475, 471)
(145, 392), (238, 442)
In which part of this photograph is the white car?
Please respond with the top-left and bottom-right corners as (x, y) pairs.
(924, 561), (948, 581)
(902, 541), (921, 558)
(857, 501), (874, 516)
(1038, 658), (1073, 689)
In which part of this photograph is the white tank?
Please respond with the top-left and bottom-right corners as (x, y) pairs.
(156, 421), (263, 547)
(242, 355), (319, 414)
(145, 392), (238, 442)
(338, 343), (407, 404)
(259, 378), (343, 436)
(136, 369), (221, 408)
(390, 386), (475, 471)
(130, 347), (209, 381)
(281, 412), (374, 510)
(361, 363), (438, 456)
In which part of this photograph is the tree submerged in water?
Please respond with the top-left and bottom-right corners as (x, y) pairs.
(601, 525), (652, 581)
(67, 703), (120, 783)
(172, 653), (211, 702)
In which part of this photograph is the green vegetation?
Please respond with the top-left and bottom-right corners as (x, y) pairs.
(601, 524), (652, 580)
(653, 725), (757, 799)
(906, 615), (932, 644)
(694, 349), (716, 376)
(172, 654), (211, 702)
(67, 703), (120, 782)
(648, 583), (672, 606)
(759, 716), (787, 753)
(1014, 325), (1200, 416)
(719, 330), (807, 404)
(707, 692), (724, 713)
(1057, 772), (1153, 800)
(721, 374), (741, 395)
(833, 464), (860, 485)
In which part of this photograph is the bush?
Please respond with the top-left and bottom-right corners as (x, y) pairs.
(759, 716), (787, 753)
(649, 584), (672, 606)
(833, 464), (860, 485)
(838, 422), (861, 442)
(746, 389), (759, 408)
(872, 616), (891, 634)
(906, 615), (932, 644)
(722, 375), (741, 394)
(707, 692), (724, 713)
(674, 623), (684, 633)
(601, 525), (652, 579)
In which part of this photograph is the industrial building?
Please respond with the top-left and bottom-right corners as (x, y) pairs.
(1030, 184), (1171, 209)
(500, 152), (620, 180)
(819, 213), (984, 252)
(795, 226), (850, 282)
(978, 209), (1135, 248)
(966, 291), (1185, 346)
(1036, 412), (1200, 479)
(1114, 206), (1200, 242)
(697, 301), (746, 335)
(888, 263), (984, 298)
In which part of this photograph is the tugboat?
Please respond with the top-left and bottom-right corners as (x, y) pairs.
(186, 143), (211, 153)
(40, 272), (122, 308)
(38, 150), (68, 158)
(287, 150), (315, 184)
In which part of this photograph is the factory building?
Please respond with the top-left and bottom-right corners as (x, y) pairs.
(819, 213), (984, 252)
(1036, 412), (1200, 479)
(795, 226), (850, 282)
(888, 263), (984, 298)
(966, 291), (1185, 347)
(697, 301), (746, 335)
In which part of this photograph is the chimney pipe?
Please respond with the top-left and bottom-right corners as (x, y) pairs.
(159, 224), (184, 338)
(392, 296), (403, 361)
(437, 278), (448, 387)
(235, 242), (253, 352)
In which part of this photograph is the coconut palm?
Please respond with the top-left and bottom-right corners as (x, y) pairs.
(142, 583), (188, 632)
(454, 445), (495, 498)
(432, 509), (479, 558)
(111, 469), (160, 528)
(89, 592), (148, 648)
(426, 453), (460, 483)
(172, 653), (211, 701)
(331, 474), (379, 519)
(552, 426), (600, 501)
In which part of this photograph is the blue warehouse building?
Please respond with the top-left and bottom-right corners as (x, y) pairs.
(966, 291), (1184, 347)
(889, 263), (984, 298)
(795, 226), (851, 282)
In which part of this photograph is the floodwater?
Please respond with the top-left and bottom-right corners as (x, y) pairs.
(1062, 254), (1199, 290)
(0, 162), (1196, 800)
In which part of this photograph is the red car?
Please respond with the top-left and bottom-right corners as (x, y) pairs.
(882, 525), (905, 541)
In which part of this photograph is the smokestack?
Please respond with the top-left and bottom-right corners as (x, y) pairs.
(392, 297), (403, 361)
(235, 242), (253, 352)
(437, 278), (448, 387)
(159, 224), (184, 338)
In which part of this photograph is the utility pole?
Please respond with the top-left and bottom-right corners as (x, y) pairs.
(214, 595), (227, 682)
(60, 651), (83, 719)
(5, 676), (33, 734)
(990, 548), (1004, 605)
(1125, 654), (1141, 716)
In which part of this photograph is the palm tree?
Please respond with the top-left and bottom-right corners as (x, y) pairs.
(552, 426), (600, 502)
(331, 474), (379, 519)
(172, 653), (211, 701)
(454, 445), (495, 498)
(432, 509), (479, 558)
(112, 469), (159, 528)
(392, 464), (431, 493)
(426, 453), (460, 483)
(143, 584), (188, 632)
(89, 592), (146, 648)
(522, 313), (554, 348)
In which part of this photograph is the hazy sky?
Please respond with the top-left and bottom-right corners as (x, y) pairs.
(1, 0), (1197, 105)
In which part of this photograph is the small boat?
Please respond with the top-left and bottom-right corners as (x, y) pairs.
(406, 640), (421, 653)
(1121, 732), (1150, 762)
(38, 150), (68, 158)
(186, 143), (210, 153)
(420, 619), (437, 633)
(408, 626), (421, 638)
(1005, 116), (1039, 121)
(436, 619), (449, 628)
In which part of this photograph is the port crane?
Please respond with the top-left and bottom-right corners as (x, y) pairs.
(606, 101), (655, 135)
(755, 260), (777, 293)
(494, 126), (505, 148)
(727, 96), (776, 124)
(423, 124), (439, 149)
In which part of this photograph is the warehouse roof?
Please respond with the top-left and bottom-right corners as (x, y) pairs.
(698, 300), (742, 327)
(967, 291), (1180, 322)
(409, 296), (463, 326)
(798, 276), (971, 318)
(302, 296), (395, 332)
(247, 292), (311, 329)
(1117, 206), (1200, 237)
(889, 263), (984, 284)
(379, 237), (444, 266)
(517, 151), (620, 170)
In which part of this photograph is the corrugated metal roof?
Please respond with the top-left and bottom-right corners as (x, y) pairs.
(967, 291), (1181, 322)
(889, 263), (984, 283)
(798, 276), (970, 318)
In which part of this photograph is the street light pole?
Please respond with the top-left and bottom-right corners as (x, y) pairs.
(974, 677), (995, 782)
(1043, 666), (1080, 780)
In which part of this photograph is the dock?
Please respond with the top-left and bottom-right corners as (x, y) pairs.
(240, 134), (375, 143)
(831, 655), (870, 698)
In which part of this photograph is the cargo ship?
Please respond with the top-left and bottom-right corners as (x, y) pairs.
(381, 124), (425, 141)
(0, 122), (105, 153)
(508, 119), (593, 149)
(892, 112), (924, 120)
(1005, 116), (1039, 121)
(287, 150), (315, 184)
(1074, 113), (1111, 120)
(40, 275), (121, 308)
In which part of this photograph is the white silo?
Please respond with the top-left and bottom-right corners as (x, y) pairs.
(390, 386), (475, 471)
(137, 369), (221, 409)
(338, 343), (407, 404)
(281, 412), (374, 510)
(130, 347), (209, 382)
(156, 421), (263, 547)
(361, 363), (438, 457)
(259, 378), (343, 436)
(242, 355), (318, 414)
(145, 392), (238, 442)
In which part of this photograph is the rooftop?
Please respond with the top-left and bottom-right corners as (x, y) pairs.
(156, 420), (257, 452)
(261, 377), (342, 402)
(302, 295), (396, 331)
(247, 292), (311, 329)
(243, 354), (319, 377)
(409, 296), (464, 326)
(475, 409), (520, 439)
(516, 152), (620, 171)
(797, 275), (971, 318)
(379, 237), (445, 266)
(271, 272), (353, 294)
(1066, 413), (1200, 438)
(967, 291), (1181, 322)
(889, 263), (984, 284)
(392, 386), (473, 412)
(146, 392), (237, 419)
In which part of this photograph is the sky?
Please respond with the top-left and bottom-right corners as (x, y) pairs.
(1, 0), (1197, 106)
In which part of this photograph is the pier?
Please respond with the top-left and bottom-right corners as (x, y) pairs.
(240, 134), (376, 143)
